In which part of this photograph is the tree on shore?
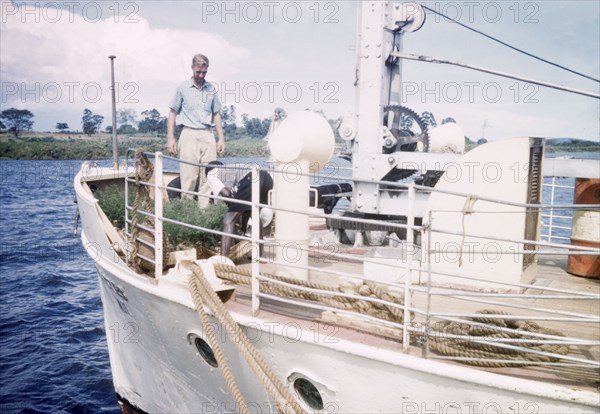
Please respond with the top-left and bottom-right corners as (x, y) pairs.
(82, 109), (104, 136)
(221, 105), (237, 134)
(421, 111), (437, 128)
(56, 123), (69, 133)
(138, 109), (165, 136)
(117, 108), (137, 127)
(241, 113), (270, 138)
(117, 124), (137, 135)
(115, 108), (138, 134)
(0, 108), (34, 137)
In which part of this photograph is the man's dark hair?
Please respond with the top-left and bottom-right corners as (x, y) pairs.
(205, 160), (223, 175)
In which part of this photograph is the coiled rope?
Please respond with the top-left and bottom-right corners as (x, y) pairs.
(427, 310), (570, 367)
(201, 263), (569, 368)
(211, 263), (409, 324)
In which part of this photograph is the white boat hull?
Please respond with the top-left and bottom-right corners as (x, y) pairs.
(87, 234), (597, 414)
(74, 165), (598, 414)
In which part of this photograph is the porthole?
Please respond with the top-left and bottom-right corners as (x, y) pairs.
(293, 378), (324, 410)
(194, 337), (218, 368)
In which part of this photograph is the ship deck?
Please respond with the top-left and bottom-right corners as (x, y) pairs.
(230, 232), (600, 392)
(83, 158), (600, 395)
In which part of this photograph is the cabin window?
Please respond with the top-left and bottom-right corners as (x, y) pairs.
(194, 337), (218, 368)
(293, 378), (324, 410)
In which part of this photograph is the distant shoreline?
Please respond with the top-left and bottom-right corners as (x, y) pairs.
(0, 134), (271, 160)
(0, 133), (598, 160)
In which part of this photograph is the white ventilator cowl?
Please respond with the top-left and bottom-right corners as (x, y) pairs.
(268, 111), (335, 172)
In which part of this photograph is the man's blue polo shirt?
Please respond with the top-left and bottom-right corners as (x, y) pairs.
(169, 79), (222, 129)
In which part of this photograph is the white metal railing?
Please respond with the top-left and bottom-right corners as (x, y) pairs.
(250, 165), (260, 316)
(154, 153), (164, 276)
(122, 151), (599, 373)
(541, 176), (575, 243)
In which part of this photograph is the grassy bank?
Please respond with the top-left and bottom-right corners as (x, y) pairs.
(0, 133), (597, 160)
(0, 136), (163, 160)
(222, 138), (270, 157)
(0, 133), (270, 160)
(544, 146), (600, 153)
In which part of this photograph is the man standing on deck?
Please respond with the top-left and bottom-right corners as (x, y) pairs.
(167, 54), (225, 207)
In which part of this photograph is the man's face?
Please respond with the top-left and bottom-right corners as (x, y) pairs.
(191, 65), (208, 83)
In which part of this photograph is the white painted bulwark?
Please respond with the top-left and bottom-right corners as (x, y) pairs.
(424, 137), (533, 290)
(75, 159), (599, 413)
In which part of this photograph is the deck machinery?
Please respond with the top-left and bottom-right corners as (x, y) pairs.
(330, 2), (461, 244)
(329, 2), (543, 289)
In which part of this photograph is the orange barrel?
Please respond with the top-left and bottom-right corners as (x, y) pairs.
(567, 178), (600, 278)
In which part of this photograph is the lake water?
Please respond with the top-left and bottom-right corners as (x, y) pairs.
(0, 160), (116, 413)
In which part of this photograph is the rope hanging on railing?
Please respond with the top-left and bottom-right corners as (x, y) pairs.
(206, 263), (570, 368)
(212, 263), (410, 325)
(126, 150), (154, 272)
(427, 310), (570, 368)
(188, 273), (251, 413)
(186, 262), (306, 414)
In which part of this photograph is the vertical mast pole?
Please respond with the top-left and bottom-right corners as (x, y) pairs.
(109, 55), (118, 170)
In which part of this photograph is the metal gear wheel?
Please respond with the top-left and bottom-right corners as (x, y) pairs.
(382, 105), (430, 152)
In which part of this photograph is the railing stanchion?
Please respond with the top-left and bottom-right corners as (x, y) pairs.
(154, 152), (164, 278)
(548, 177), (556, 242)
(403, 183), (415, 351)
(423, 209), (433, 358)
(125, 157), (130, 265)
(251, 165), (261, 315)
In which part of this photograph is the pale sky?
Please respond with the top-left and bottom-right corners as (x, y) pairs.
(1, 0), (599, 142)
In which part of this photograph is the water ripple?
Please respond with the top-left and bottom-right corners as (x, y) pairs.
(0, 160), (118, 413)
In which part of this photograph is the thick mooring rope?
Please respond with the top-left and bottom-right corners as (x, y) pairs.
(212, 263), (409, 325)
(205, 264), (569, 368)
(188, 276), (251, 414)
(427, 310), (570, 367)
(186, 262), (306, 414)
(128, 150), (155, 271)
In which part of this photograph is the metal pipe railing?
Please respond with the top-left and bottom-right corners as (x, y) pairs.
(402, 183), (416, 350)
(541, 177), (576, 243)
(251, 165), (260, 315)
(154, 153), (164, 278)
(120, 150), (598, 369)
